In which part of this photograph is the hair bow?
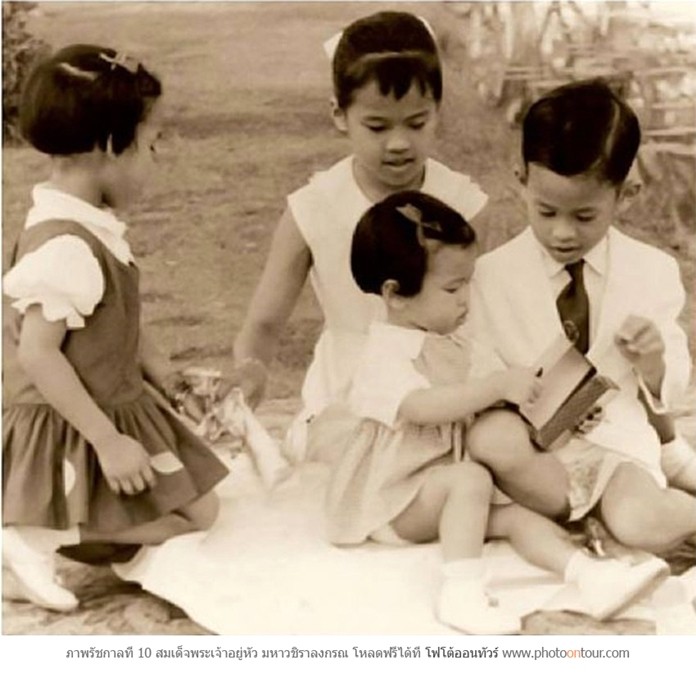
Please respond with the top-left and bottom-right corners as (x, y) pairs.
(323, 31), (342, 60)
(396, 204), (443, 235)
(99, 51), (139, 74)
(322, 15), (437, 61)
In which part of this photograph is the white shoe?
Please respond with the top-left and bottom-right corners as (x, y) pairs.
(1, 565), (64, 602)
(678, 566), (696, 607)
(437, 578), (521, 635)
(2, 528), (78, 612)
(576, 556), (669, 621)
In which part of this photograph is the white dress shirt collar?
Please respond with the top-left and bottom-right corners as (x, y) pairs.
(533, 232), (609, 280)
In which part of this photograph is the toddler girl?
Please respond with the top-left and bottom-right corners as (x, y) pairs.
(232, 11), (488, 458)
(323, 191), (668, 635)
(2, 44), (228, 611)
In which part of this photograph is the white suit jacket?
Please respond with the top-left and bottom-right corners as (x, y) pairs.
(466, 226), (691, 475)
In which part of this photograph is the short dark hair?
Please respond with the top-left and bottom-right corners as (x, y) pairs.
(20, 44), (162, 156)
(351, 191), (476, 297)
(522, 78), (640, 186)
(333, 11), (442, 110)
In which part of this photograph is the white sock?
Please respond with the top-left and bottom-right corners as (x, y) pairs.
(662, 437), (696, 491)
(673, 460), (696, 492)
(438, 558), (521, 635)
(564, 550), (596, 584)
(13, 526), (80, 554)
(441, 558), (486, 581)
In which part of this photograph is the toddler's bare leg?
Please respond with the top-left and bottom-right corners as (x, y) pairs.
(600, 463), (696, 553)
(467, 409), (570, 519)
(391, 462), (520, 634)
(487, 504), (575, 574)
(392, 462), (493, 560)
(486, 503), (670, 620)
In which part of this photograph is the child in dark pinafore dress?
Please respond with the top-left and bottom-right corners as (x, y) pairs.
(2, 44), (228, 612)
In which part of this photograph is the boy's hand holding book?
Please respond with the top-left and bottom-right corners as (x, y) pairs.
(614, 315), (666, 397)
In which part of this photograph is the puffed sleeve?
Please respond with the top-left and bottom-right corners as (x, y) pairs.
(351, 359), (430, 429)
(3, 234), (104, 329)
(349, 332), (431, 429)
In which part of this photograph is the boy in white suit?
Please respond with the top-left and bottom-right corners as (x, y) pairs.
(466, 79), (696, 554)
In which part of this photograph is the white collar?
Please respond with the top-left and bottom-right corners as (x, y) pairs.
(25, 184), (134, 264)
(534, 231), (609, 279)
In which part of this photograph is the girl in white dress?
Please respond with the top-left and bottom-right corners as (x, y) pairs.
(232, 11), (488, 458)
(322, 191), (669, 634)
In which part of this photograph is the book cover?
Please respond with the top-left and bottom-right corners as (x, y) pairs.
(518, 335), (619, 451)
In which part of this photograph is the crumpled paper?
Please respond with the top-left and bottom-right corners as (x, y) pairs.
(172, 367), (292, 489)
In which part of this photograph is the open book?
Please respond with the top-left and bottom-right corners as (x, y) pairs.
(518, 335), (619, 451)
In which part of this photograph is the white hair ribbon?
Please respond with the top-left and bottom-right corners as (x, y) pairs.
(323, 31), (342, 60)
(322, 15), (437, 61)
(418, 15), (438, 41)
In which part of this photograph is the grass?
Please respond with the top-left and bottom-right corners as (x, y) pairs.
(3, 3), (693, 406)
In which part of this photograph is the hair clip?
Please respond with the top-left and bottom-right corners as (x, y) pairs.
(57, 62), (98, 82)
(396, 204), (443, 236)
(323, 15), (437, 61)
(396, 204), (424, 225)
(99, 51), (139, 74)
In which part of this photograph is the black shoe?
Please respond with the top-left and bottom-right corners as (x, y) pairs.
(57, 543), (142, 566)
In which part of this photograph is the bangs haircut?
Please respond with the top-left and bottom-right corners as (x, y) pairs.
(333, 11), (442, 109)
(351, 191), (476, 298)
(522, 78), (640, 186)
(20, 43), (162, 156)
(337, 51), (442, 109)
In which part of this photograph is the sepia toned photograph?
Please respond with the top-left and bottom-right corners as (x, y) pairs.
(2, 0), (695, 642)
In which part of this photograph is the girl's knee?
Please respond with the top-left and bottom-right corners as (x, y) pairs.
(447, 461), (493, 500)
(467, 410), (530, 470)
(182, 492), (220, 531)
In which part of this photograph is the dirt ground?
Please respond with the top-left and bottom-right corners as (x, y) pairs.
(2, 2), (695, 636)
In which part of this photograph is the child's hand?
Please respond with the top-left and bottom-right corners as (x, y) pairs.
(218, 359), (268, 410)
(159, 370), (188, 406)
(614, 315), (666, 390)
(575, 405), (604, 434)
(93, 433), (157, 495)
(500, 367), (543, 407)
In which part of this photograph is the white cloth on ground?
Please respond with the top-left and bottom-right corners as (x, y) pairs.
(114, 454), (696, 635)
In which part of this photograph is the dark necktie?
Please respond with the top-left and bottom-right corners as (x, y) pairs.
(556, 260), (589, 354)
